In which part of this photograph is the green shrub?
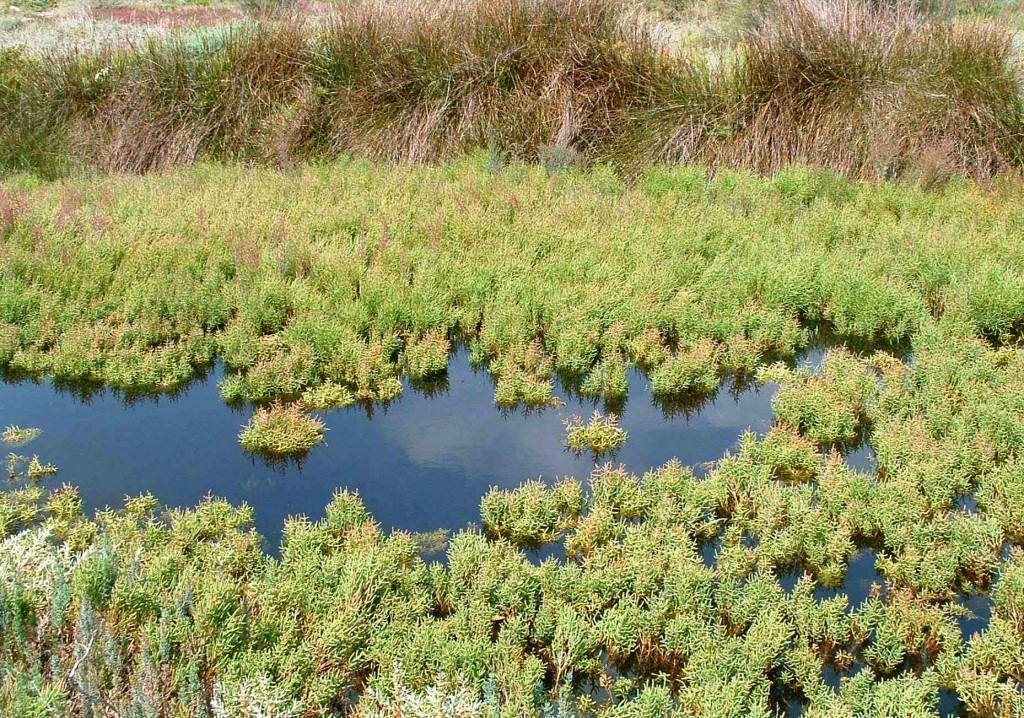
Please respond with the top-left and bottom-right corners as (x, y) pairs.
(564, 411), (627, 455)
(238, 402), (325, 454)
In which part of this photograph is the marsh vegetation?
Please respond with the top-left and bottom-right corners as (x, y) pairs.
(2, 0), (1023, 179)
(565, 412), (628, 456)
(1, 157), (1022, 715)
(1, 0), (1023, 714)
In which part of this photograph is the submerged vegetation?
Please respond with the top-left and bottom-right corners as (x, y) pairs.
(1, 0), (1023, 179)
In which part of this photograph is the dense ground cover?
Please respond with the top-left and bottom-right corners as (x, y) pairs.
(2, 0), (1022, 179)
(0, 159), (1023, 715)
(2, 158), (1023, 412)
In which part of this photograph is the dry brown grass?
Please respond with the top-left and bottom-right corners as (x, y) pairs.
(721, 0), (1024, 178)
(1, 0), (1021, 178)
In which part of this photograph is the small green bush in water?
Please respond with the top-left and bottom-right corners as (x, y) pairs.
(760, 348), (879, 445)
(300, 381), (356, 410)
(564, 411), (628, 455)
(238, 402), (325, 454)
(2, 425), (40, 446)
(651, 339), (721, 396)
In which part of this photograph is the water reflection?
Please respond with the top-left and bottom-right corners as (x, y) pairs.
(1, 349), (780, 546)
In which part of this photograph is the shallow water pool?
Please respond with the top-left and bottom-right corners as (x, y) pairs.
(1, 348), (816, 545)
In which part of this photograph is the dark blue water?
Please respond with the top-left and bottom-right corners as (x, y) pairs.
(1, 349), (781, 545)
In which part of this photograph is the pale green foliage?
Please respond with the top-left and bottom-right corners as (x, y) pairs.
(0, 422), (1021, 717)
(480, 479), (583, 546)
(762, 348), (878, 445)
(0, 162), (1023, 716)
(650, 338), (721, 396)
(564, 411), (627, 455)
(238, 402), (325, 454)
(3, 160), (1024, 433)
(356, 667), (485, 718)
(300, 381), (356, 410)
(407, 329), (451, 381)
(1, 425), (39, 446)
(580, 351), (629, 400)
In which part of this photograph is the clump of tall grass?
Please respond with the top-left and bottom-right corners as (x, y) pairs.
(238, 402), (325, 454)
(1, 0), (1021, 178)
(722, 0), (1024, 179)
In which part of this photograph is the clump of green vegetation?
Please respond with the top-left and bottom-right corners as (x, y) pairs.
(480, 478), (582, 546)
(2, 427), (1020, 717)
(491, 340), (556, 408)
(1, 425), (39, 445)
(406, 329), (450, 381)
(6, 452), (57, 482)
(651, 338), (721, 396)
(977, 461), (1024, 542)
(564, 411), (627, 455)
(749, 424), (820, 482)
(25, 456), (57, 480)
(300, 381), (356, 410)
(238, 402), (325, 454)
(760, 348), (879, 445)
(580, 351), (629, 400)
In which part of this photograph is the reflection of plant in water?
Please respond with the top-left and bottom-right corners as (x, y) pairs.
(407, 528), (451, 558)
(580, 351), (628, 401)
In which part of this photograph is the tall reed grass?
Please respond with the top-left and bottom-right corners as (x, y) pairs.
(1, 0), (1021, 178)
